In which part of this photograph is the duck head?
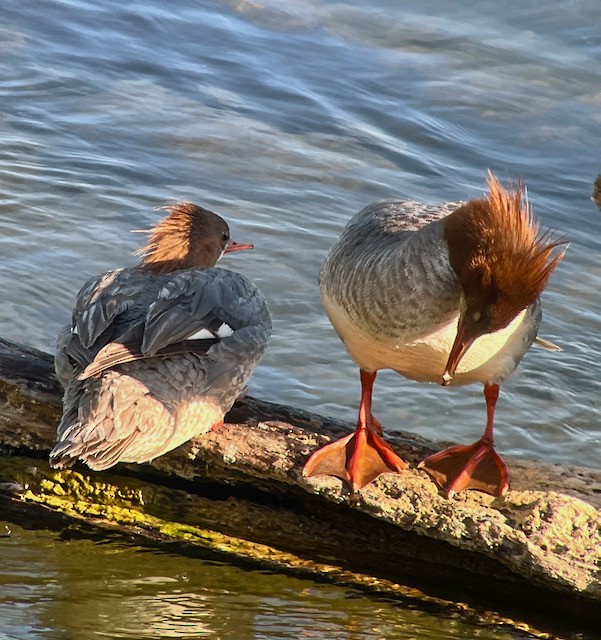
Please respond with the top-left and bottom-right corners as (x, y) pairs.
(441, 173), (565, 385)
(138, 202), (253, 273)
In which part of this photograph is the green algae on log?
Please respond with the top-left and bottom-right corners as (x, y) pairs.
(0, 457), (563, 640)
(0, 336), (600, 639)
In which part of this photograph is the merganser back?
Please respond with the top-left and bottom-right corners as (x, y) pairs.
(50, 203), (271, 470)
(304, 173), (565, 497)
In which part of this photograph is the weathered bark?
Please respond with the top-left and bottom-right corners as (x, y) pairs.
(0, 336), (599, 640)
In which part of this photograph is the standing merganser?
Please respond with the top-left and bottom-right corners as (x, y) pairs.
(50, 203), (271, 470)
(304, 173), (565, 497)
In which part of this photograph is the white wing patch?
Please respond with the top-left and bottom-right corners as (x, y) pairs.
(216, 322), (234, 338)
(187, 322), (234, 340)
(187, 328), (215, 340)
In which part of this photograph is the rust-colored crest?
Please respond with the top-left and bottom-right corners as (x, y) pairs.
(137, 202), (229, 273)
(444, 172), (565, 330)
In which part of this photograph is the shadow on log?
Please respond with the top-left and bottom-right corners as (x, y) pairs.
(0, 336), (600, 640)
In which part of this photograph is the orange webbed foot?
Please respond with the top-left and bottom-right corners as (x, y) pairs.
(418, 439), (509, 498)
(303, 428), (406, 491)
(370, 415), (383, 434)
(210, 420), (224, 432)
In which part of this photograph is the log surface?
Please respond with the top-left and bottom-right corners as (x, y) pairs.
(0, 336), (600, 639)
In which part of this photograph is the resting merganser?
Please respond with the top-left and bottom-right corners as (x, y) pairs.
(304, 173), (565, 497)
(50, 203), (271, 471)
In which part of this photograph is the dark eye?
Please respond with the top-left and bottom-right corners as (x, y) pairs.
(222, 232), (229, 242)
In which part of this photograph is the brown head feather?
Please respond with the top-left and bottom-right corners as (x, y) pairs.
(137, 202), (230, 274)
(443, 172), (566, 336)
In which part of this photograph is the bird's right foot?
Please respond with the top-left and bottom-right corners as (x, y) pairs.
(303, 427), (406, 491)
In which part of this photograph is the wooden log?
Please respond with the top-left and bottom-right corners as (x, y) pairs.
(0, 336), (599, 639)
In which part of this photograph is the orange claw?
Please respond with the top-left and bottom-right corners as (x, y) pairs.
(418, 438), (509, 498)
(303, 427), (406, 491)
(304, 369), (406, 491)
(419, 382), (510, 498)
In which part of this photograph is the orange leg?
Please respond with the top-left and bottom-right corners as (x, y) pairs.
(303, 370), (406, 491)
(418, 383), (510, 498)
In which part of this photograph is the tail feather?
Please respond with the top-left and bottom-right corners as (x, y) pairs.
(50, 371), (175, 471)
(79, 338), (219, 380)
(534, 336), (562, 352)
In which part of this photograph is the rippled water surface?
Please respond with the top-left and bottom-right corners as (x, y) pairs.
(0, 0), (599, 636)
(1, 0), (601, 464)
(0, 520), (518, 640)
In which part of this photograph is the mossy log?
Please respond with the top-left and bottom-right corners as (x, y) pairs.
(0, 336), (599, 640)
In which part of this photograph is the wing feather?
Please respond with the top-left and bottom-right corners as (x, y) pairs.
(73, 268), (269, 379)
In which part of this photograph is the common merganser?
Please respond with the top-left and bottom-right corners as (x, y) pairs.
(303, 173), (565, 497)
(50, 203), (271, 470)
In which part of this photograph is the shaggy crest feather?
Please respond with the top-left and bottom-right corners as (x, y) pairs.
(444, 171), (566, 326)
(137, 202), (229, 273)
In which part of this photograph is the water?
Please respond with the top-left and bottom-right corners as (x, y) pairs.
(0, 519), (516, 640)
(0, 0), (599, 636)
(1, 0), (600, 465)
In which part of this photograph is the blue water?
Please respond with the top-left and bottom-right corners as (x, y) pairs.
(0, 0), (599, 636)
(1, 0), (599, 467)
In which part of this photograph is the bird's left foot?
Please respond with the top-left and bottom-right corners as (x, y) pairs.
(418, 438), (509, 498)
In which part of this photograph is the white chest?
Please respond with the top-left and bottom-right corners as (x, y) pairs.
(322, 292), (533, 386)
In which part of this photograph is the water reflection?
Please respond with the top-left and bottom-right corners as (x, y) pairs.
(0, 521), (515, 640)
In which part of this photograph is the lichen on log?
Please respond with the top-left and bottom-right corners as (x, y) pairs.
(0, 336), (599, 639)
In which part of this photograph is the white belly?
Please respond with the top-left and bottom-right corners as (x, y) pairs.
(322, 293), (532, 386)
